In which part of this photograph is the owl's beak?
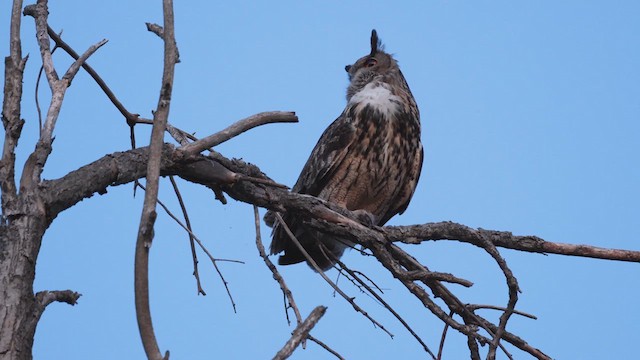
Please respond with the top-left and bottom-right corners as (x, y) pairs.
(345, 65), (352, 73)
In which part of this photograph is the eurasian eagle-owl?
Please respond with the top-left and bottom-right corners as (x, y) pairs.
(265, 30), (422, 271)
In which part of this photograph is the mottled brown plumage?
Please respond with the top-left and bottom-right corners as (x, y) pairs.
(265, 30), (423, 271)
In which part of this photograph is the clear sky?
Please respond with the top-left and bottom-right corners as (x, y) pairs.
(3, 1), (638, 359)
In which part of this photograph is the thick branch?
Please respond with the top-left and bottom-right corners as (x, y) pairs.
(41, 145), (640, 265)
(1, 0), (26, 214)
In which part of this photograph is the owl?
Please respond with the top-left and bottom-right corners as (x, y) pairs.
(265, 30), (422, 271)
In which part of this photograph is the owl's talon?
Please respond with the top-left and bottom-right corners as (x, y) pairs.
(352, 209), (376, 227)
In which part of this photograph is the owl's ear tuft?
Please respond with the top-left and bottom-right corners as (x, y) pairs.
(369, 29), (384, 57)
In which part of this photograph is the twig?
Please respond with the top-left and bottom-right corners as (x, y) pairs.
(336, 259), (436, 359)
(34, 42), (59, 134)
(477, 235), (517, 360)
(273, 213), (394, 338)
(134, 0), (178, 359)
(306, 335), (344, 360)
(253, 205), (302, 326)
(46, 25), (146, 127)
(169, 176), (205, 295)
(402, 269), (473, 287)
(466, 304), (537, 320)
(136, 181), (240, 311)
(436, 310), (454, 360)
(273, 306), (327, 360)
(179, 111), (298, 155)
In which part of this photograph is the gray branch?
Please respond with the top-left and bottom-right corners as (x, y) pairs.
(273, 306), (327, 360)
(134, 0), (179, 359)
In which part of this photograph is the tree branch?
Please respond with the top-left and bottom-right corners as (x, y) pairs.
(36, 123), (638, 359)
(306, 335), (344, 360)
(253, 205), (302, 326)
(45, 25), (144, 126)
(134, 0), (178, 359)
(273, 306), (327, 360)
(179, 111), (298, 156)
(34, 290), (81, 316)
(1, 0), (27, 215)
(23, 1), (107, 188)
(386, 222), (640, 263)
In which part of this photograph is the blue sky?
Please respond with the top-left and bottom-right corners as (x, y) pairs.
(3, 1), (639, 359)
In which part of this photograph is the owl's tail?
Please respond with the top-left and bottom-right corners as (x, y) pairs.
(265, 210), (351, 271)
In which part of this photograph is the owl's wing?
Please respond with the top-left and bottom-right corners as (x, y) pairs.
(292, 110), (356, 196)
(266, 111), (355, 261)
(377, 111), (424, 226)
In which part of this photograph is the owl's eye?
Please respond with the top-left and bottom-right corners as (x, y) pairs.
(365, 58), (377, 67)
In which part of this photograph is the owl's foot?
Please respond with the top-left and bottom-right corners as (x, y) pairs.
(352, 209), (377, 227)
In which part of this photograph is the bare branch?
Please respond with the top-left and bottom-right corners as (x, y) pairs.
(36, 126), (632, 359)
(274, 213), (394, 338)
(45, 25), (145, 127)
(253, 205), (302, 326)
(179, 111), (298, 156)
(478, 236), (517, 360)
(136, 181), (239, 310)
(273, 306), (327, 360)
(23, 2), (58, 84)
(60, 39), (108, 85)
(146, 22), (165, 38)
(134, 0), (178, 358)
(146, 22), (180, 63)
(336, 260), (436, 359)
(1, 0), (26, 213)
(306, 335), (344, 360)
(402, 269), (473, 287)
(23, 1), (107, 188)
(436, 310), (454, 360)
(466, 304), (537, 320)
(169, 176), (205, 295)
(34, 290), (81, 314)
(387, 222), (640, 263)
(27, 289), (82, 343)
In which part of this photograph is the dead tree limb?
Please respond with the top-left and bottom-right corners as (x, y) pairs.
(23, 1), (107, 187)
(133, 0), (178, 359)
(386, 222), (640, 262)
(0, 0), (26, 214)
(273, 306), (327, 360)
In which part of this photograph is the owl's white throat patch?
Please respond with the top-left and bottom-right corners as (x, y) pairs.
(349, 82), (401, 116)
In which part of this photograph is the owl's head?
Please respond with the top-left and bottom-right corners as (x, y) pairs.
(345, 30), (399, 100)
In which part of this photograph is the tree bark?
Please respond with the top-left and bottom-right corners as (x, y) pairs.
(0, 192), (47, 360)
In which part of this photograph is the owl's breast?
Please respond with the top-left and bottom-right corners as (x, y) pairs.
(322, 88), (421, 221)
